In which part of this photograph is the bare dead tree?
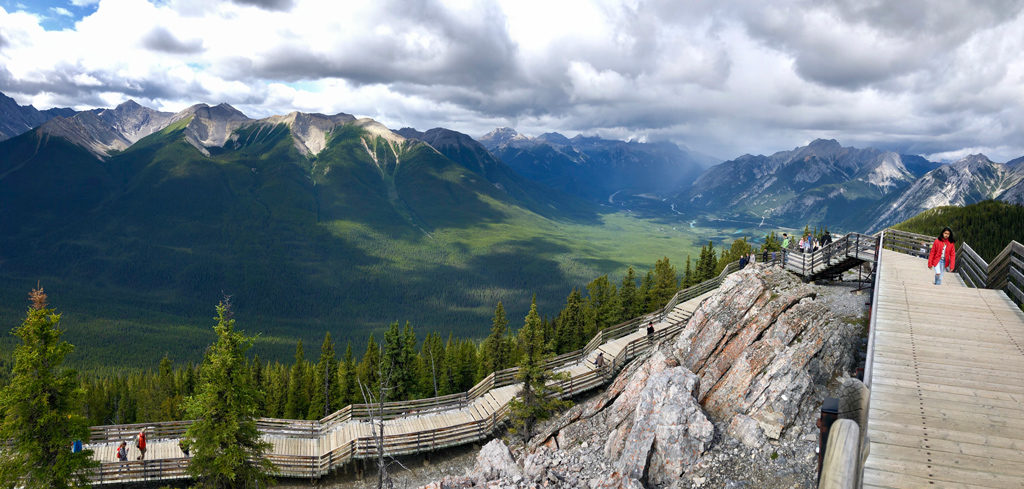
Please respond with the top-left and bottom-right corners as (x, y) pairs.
(357, 353), (409, 489)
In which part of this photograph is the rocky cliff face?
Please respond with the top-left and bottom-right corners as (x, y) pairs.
(37, 100), (175, 158)
(420, 264), (866, 489)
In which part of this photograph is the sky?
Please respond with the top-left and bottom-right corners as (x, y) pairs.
(2, 0), (1024, 162)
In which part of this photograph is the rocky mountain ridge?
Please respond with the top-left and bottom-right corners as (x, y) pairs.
(0, 92), (75, 141)
(866, 154), (1024, 232)
(679, 139), (1024, 232)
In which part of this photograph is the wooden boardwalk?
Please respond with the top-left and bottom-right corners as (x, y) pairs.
(862, 249), (1024, 488)
(84, 284), (724, 484)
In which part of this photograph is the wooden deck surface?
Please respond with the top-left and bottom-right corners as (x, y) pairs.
(863, 249), (1024, 488)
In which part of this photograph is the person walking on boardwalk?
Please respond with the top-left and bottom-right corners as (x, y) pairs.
(135, 428), (147, 460)
(646, 321), (655, 345)
(927, 227), (956, 285)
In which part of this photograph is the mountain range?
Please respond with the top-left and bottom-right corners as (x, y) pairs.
(676, 139), (1024, 232)
(479, 127), (714, 208)
(0, 93), (698, 367)
(0, 92), (75, 140)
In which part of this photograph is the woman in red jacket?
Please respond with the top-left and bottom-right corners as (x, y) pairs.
(927, 227), (956, 285)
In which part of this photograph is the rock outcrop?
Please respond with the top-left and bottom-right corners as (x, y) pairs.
(416, 263), (866, 489)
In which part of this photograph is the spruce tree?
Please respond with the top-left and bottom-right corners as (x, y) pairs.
(586, 275), (622, 331)
(508, 298), (570, 440)
(309, 332), (340, 419)
(683, 256), (694, 288)
(639, 270), (656, 312)
(181, 299), (274, 488)
(650, 257), (678, 308)
(618, 266), (640, 321)
(0, 287), (96, 489)
(555, 288), (587, 353)
(481, 301), (511, 375)
(338, 342), (358, 406)
(419, 332), (446, 397)
(284, 340), (309, 419)
(357, 335), (381, 397)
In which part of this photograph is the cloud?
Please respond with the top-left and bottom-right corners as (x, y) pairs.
(228, 0), (294, 11)
(2, 0), (1024, 162)
(142, 26), (204, 54)
(51, 7), (75, 17)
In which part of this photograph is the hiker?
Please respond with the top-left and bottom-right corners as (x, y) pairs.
(71, 439), (83, 453)
(739, 254), (749, 269)
(136, 428), (147, 460)
(594, 352), (605, 369)
(116, 440), (128, 470)
(646, 321), (655, 345)
(821, 230), (833, 247)
(927, 227), (956, 285)
(781, 233), (790, 250)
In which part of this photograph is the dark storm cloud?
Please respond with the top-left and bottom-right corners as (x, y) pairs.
(0, 64), (211, 108)
(229, 0), (294, 11)
(142, 27), (204, 54)
(223, 0), (519, 90)
(740, 0), (1024, 90)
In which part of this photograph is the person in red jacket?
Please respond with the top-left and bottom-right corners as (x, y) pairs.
(927, 227), (956, 285)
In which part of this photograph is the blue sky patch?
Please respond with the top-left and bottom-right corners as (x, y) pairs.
(3, 0), (98, 31)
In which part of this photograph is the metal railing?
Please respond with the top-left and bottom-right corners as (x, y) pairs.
(782, 233), (878, 280)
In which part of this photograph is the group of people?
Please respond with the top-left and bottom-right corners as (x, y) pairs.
(780, 231), (833, 253)
(114, 428), (147, 462)
(113, 427), (192, 463)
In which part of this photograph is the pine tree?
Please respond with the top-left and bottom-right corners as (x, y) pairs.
(683, 256), (694, 288)
(309, 332), (340, 419)
(0, 287), (96, 489)
(650, 257), (678, 308)
(508, 298), (570, 440)
(181, 299), (274, 488)
(586, 275), (622, 331)
(357, 334), (381, 397)
(481, 301), (511, 375)
(555, 288), (587, 353)
(639, 270), (656, 312)
(338, 342), (358, 406)
(419, 332), (446, 397)
(284, 340), (310, 419)
(618, 266), (640, 321)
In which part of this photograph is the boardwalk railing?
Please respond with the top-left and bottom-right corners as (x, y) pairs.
(84, 258), (751, 484)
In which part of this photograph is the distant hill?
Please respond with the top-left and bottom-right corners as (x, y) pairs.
(891, 200), (1024, 262)
(0, 101), (695, 368)
(0, 92), (75, 141)
(479, 127), (712, 207)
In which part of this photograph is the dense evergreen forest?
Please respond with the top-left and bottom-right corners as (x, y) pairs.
(892, 200), (1024, 262)
(0, 236), (770, 427)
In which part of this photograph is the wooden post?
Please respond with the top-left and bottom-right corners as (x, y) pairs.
(819, 419), (860, 489)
